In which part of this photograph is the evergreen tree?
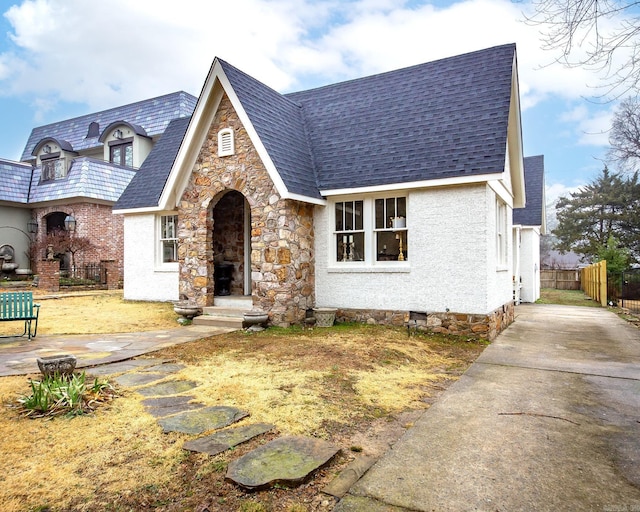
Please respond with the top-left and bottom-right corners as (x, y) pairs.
(553, 167), (640, 264)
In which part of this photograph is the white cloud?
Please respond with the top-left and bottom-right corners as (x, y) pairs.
(559, 104), (614, 146)
(0, 0), (621, 112)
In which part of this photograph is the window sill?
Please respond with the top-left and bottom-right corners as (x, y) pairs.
(496, 266), (509, 272)
(328, 263), (410, 273)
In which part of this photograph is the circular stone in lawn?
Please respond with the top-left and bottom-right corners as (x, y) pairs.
(157, 406), (249, 434)
(226, 436), (340, 490)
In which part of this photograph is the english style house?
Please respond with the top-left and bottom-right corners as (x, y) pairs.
(113, 44), (531, 339)
(0, 92), (196, 280)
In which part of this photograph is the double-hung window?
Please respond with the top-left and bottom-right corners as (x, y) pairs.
(374, 197), (407, 261)
(160, 215), (178, 263)
(333, 196), (408, 264)
(335, 200), (364, 261)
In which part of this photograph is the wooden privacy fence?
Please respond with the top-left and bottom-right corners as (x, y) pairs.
(581, 261), (608, 307)
(540, 269), (581, 290)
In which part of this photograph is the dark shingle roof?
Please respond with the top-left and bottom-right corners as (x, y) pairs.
(20, 91), (197, 161)
(285, 44), (515, 191)
(514, 155), (545, 226)
(27, 157), (136, 204)
(220, 60), (319, 198)
(114, 117), (191, 210)
(116, 44), (517, 209)
(0, 158), (32, 204)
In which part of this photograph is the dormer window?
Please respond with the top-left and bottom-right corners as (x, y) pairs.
(218, 128), (235, 157)
(41, 155), (67, 181)
(109, 139), (133, 167)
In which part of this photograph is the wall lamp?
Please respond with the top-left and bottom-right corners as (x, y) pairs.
(64, 215), (77, 232)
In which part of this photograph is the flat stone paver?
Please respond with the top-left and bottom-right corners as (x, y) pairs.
(183, 422), (275, 455)
(157, 405), (249, 434)
(114, 372), (167, 387)
(226, 436), (340, 489)
(142, 395), (204, 418)
(136, 380), (199, 397)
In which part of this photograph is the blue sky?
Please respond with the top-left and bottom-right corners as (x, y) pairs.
(0, 0), (621, 205)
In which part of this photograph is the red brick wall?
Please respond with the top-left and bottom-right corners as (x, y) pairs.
(32, 203), (124, 280)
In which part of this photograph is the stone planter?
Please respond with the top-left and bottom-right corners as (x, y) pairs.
(313, 308), (337, 327)
(37, 355), (77, 377)
(243, 310), (269, 330)
(173, 302), (202, 319)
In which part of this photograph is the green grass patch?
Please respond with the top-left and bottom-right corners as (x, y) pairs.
(536, 288), (602, 307)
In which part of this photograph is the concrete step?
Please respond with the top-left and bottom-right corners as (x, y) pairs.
(192, 296), (253, 329)
(192, 314), (244, 329)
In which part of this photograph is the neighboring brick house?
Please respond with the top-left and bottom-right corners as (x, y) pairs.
(115, 44), (530, 339)
(513, 155), (547, 303)
(0, 92), (197, 281)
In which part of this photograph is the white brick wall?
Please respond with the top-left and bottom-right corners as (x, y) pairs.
(315, 184), (514, 315)
(123, 214), (178, 302)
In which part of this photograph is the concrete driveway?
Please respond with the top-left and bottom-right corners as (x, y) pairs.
(336, 304), (640, 511)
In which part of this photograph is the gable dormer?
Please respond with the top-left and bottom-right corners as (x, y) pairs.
(99, 121), (153, 168)
(32, 137), (78, 182)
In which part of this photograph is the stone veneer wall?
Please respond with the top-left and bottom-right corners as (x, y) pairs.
(178, 94), (315, 326)
(337, 302), (515, 341)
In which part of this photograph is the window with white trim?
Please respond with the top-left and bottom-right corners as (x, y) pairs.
(333, 196), (408, 264)
(374, 197), (407, 261)
(218, 128), (235, 157)
(496, 199), (507, 267)
(160, 215), (178, 263)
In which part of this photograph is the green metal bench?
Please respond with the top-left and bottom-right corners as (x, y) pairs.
(0, 291), (40, 340)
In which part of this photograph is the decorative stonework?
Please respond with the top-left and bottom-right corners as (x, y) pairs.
(336, 302), (515, 341)
(177, 94), (315, 326)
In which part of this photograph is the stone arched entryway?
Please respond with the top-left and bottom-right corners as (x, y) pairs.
(211, 190), (251, 297)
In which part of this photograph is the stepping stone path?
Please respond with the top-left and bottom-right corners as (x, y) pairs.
(157, 406), (249, 434)
(183, 422), (275, 456)
(227, 436), (341, 490)
(110, 360), (341, 490)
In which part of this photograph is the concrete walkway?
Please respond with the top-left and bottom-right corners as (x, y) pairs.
(336, 304), (640, 512)
(0, 324), (235, 376)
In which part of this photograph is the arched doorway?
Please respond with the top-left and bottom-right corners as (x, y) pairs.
(211, 191), (251, 296)
(44, 211), (71, 272)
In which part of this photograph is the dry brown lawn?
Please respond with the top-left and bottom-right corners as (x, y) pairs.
(0, 291), (488, 512)
(26, 290), (178, 335)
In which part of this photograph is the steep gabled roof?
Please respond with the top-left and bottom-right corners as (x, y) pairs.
(119, 44), (520, 211)
(27, 157), (136, 204)
(0, 158), (32, 204)
(286, 44), (515, 191)
(514, 155), (545, 228)
(219, 60), (319, 199)
(115, 117), (191, 210)
(20, 91), (197, 161)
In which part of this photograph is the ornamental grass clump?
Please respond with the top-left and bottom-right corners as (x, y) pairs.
(17, 371), (117, 418)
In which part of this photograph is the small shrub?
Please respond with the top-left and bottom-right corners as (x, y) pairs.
(17, 372), (116, 418)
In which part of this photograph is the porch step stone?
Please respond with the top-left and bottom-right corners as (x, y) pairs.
(192, 313), (244, 329)
(192, 303), (252, 329)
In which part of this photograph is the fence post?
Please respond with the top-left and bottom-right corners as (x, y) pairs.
(599, 260), (607, 307)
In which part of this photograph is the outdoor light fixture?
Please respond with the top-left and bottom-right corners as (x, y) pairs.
(27, 220), (38, 234)
(64, 215), (76, 232)
(113, 129), (123, 139)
